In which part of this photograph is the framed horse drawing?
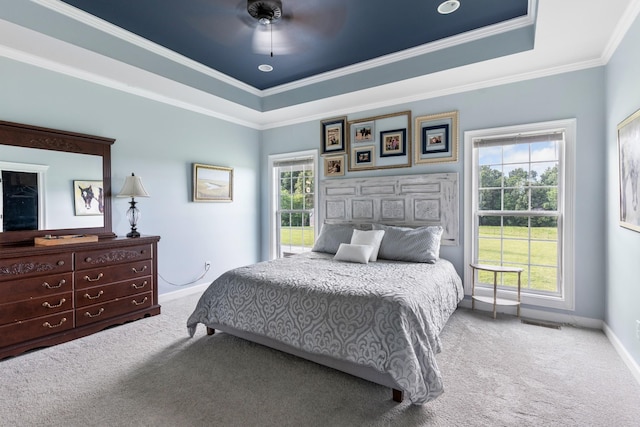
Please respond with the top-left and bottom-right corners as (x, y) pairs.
(73, 180), (104, 216)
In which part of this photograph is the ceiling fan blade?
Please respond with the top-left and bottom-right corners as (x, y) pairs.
(188, 0), (256, 47)
(281, 0), (347, 39)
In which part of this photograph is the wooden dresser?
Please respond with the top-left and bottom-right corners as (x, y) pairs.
(0, 236), (160, 359)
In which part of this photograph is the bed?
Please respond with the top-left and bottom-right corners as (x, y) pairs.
(187, 173), (463, 404)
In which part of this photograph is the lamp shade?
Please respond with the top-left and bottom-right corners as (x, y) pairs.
(117, 173), (150, 198)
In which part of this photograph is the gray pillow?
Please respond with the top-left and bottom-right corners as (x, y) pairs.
(312, 223), (355, 254)
(372, 224), (443, 263)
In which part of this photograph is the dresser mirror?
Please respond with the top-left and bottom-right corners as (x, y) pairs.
(0, 120), (115, 246)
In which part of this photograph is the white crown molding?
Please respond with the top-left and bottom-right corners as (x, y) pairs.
(601, 0), (640, 62)
(0, 23), (262, 129)
(258, 57), (605, 130)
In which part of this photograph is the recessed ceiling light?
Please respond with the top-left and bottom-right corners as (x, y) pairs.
(258, 64), (273, 72)
(438, 0), (460, 14)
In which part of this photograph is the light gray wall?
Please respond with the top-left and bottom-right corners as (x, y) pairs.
(0, 56), (261, 296)
(605, 14), (640, 366)
(261, 67), (607, 320)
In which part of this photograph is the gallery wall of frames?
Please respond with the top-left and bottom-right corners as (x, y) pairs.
(320, 110), (459, 177)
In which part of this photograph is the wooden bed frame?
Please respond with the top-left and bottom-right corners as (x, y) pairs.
(202, 173), (460, 403)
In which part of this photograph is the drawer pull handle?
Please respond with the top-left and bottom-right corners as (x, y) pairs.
(132, 297), (148, 306)
(42, 279), (66, 289)
(131, 281), (148, 290)
(57, 260), (65, 266)
(43, 318), (67, 329)
(42, 298), (66, 309)
(84, 273), (104, 282)
(84, 291), (104, 300)
(84, 308), (105, 318)
(132, 265), (148, 274)
(85, 257), (92, 262)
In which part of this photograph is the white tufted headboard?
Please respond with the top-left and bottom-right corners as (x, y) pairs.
(318, 173), (459, 245)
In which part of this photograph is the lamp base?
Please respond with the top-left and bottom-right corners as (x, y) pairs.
(127, 229), (141, 238)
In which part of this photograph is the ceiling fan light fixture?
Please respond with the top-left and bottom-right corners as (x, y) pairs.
(437, 0), (460, 15)
(247, 0), (282, 24)
(258, 64), (273, 72)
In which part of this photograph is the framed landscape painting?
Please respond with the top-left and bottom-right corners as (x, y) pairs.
(618, 107), (640, 232)
(193, 164), (233, 202)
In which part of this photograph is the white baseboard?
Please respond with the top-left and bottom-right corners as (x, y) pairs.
(159, 282), (210, 303)
(603, 322), (640, 386)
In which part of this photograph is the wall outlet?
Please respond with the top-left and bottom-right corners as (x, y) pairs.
(636, 320), (640, 341)
(205, 261), (211, 270)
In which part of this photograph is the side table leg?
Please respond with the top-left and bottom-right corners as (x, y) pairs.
(517, 271), (522, 318)
(493, 271), (497, 319)
(471, 266), (476, 311)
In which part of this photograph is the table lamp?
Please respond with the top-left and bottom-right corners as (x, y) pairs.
(117, 173), (150, 238)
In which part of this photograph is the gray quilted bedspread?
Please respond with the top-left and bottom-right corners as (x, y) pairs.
(186, 252), (464, 404)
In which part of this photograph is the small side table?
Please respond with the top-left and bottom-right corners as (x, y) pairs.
(470, 263), (523, 319)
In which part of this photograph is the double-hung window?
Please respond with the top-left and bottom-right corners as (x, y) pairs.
(464, 119), (575, 310)
(268, 150), (317, 259)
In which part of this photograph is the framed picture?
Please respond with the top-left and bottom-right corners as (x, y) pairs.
(422, 124), (450, 153)
(414, 111), (459, 164)
(347, 111), (411, 171)
(380, 128), (406, 157)
(324, 154), (345, 177)
(618, 107), (640, 232)
(351, 121), (374, 143)
(321, 116), (347, 154)
(350, 145), (375, 170)
(74, 180), (104, 216)
(193, 163), (233, 202)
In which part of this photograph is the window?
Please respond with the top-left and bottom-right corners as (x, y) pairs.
(268, 150), (318, 259)
(464, 120), (575, 310)
(0, 161), (48, 232)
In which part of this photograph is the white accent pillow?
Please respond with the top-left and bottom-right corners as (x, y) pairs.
(334, 244), (374, 264)
(350, 229), (385, 262)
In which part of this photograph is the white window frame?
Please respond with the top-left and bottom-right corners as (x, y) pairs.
(268, 149), (318, 260)
(0, 161), (49, 231)
(464, 119), (576, 311)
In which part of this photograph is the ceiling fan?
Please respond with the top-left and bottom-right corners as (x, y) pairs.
(197, 0), (347, 57)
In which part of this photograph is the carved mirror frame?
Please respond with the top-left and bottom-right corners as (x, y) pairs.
(0, 120), (115, 246)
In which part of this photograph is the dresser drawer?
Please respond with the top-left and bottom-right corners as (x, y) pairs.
(75, 291), (152, 327)
(0, 292), (73, 325)
(0, 311), (73, 348)
(75, 244), (152, 270)
(75, 260), (152, 289)
(0, 253), (72, 282)
(75, 277), (152, 308)
(0, 272), (72, 304)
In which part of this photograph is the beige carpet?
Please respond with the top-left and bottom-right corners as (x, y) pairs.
(1, 291), (639, 427)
